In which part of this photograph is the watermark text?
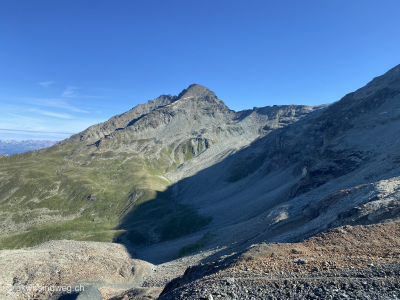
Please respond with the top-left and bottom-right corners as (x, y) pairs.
(9, 284), (84, 294)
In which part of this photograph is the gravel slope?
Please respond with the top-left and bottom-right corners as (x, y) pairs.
(157, 222), (400, 300)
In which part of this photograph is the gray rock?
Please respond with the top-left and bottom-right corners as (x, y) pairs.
(295, 258), (308, 265)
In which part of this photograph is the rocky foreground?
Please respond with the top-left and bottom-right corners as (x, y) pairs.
(155, 222), (400, 300)
(1, 221), (399, 299)
(0, 241), (153, 300)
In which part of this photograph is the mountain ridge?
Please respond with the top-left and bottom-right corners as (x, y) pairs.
(62, 83), (320, 148)
(0, 64), (399, 257)
(0, 83), (322, 253)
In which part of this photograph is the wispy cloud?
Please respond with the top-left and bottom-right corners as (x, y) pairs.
(6, 113), (41, 121)
(39, 81), (55, 87)
(52, 100), (89, 113)
(20, 98), (89, 113)
(62, 86), (102, 99)
(38, 99), (88, 113)
(31, 109), (73, 119)
(62, 86), (81, 98)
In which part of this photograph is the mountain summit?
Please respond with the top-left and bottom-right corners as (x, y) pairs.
(177, 84), (215, 99)
(62, 84), (229, 145)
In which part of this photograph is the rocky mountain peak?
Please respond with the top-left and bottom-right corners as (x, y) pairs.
(173, 84), (231, 115)
(177, 84), (216, 101)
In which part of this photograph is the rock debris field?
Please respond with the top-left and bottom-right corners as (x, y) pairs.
(154, 222), (400, 300)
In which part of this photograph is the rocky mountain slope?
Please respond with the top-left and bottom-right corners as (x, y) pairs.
(0, 64), (400, 299)
(0, 140), (57, 156)
(157, 222), (400, 300)
(0, 83), (321, 251)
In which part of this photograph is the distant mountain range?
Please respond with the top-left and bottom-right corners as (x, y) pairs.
(0, 140), (58, 155)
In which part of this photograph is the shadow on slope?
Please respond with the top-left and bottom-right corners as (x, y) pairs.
(116, 188), (212, 249)
(114, 106), (346, 261)
(116, 68), (400, 263)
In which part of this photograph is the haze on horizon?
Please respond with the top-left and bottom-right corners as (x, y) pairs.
(1, 0), (399, 141)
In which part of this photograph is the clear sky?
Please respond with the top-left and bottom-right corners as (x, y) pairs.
(1, 0), (399, 141)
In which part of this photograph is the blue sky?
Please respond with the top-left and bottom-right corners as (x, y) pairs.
(1, 0), (399, 141)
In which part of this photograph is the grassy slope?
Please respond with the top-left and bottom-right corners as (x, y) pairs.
(0, 139), (211, 250)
